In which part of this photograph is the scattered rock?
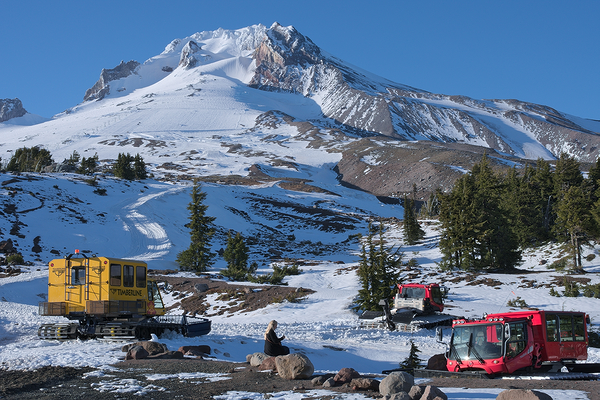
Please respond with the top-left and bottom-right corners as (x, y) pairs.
(322, 377), (337, 388)
(389, 392), (411, 400)
(420, 385), (447, 400)
(125, 345), (149, 360)
(275, 353), (314, 380)
(408, 385), (424, 399)
(178, 345), (211, 356)
(379, 371), (414, 396)
(496, 389), (553, 400)
(334, 367), (361, 383)
(194, 283), (209, 293)
(350, 377), (379, 391)
(248, 352), (268, 367)
(122, 341), (168, 355)
(147, 350), (185, 360)
(258, 357), (277, 371)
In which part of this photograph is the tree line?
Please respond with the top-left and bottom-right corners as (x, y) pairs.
(437, 152), (600, 272)
(1, 146), (147, 180)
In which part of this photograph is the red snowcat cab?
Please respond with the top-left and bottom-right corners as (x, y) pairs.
(446, 310), (591, 376)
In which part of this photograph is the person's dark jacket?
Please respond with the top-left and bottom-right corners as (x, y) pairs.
(264, 328), (290, 356)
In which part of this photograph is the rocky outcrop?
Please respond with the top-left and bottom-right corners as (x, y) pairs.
(84, 60), (140, 101)
(379, 371), (414, 396)
(0, 98), (27, 122)
(179, 40), (202, 69)
(274, 353), (314, 380)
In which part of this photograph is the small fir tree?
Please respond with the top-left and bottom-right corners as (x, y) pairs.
(176, 181), (216, 272)
(355, 221), (403, 311)
(403, 195), (425, 245)
(400, 340), (423, 370)
(221, 231), (253, 281)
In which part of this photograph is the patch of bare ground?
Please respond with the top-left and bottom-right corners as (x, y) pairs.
(148, 272), (314, 317)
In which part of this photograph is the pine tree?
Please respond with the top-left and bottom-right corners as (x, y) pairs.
(221, 231), (252, 281)
(355, 221), (403, 311)
(403, 195), (425, 245)
(177, 181), (216, 272)
(77, 153), (99, 175)
(133, 153), (148, 180)
(113, 153), (135, 180)
(400, 340), (423, 370)
(555, 185), (593, 271)
(6, 146), (53, 172)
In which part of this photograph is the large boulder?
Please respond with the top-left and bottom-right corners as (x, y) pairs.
(334, 367), (361, 384)
(496, 389), (553, 400)
(426, 354), (447, 371)
(125, 345), (149, 360)
(420, 385), (447, 400)
(147, 351), (184, 360)
(379, 371), (414, 396)
(248, 352), (269, 366)
(275, 353), (314, 380)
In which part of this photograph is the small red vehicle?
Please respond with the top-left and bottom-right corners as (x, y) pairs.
(393, 283), (445, 314)
(445, 310), (589, 375)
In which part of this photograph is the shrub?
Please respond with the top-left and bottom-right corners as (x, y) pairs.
(563, 278), (580, 297)
(6, 253), (24, 265)
(549, 287), (561, 297)
(507, 296), (528, 308)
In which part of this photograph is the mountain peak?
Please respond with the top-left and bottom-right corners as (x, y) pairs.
(179, 40), (203, 69)
(83, 60), (140, 102)
(0, 98), (27, 122)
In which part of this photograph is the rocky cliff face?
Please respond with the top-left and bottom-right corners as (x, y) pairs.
(84, 60), (140, 101)
(249, 24), (600, 162)
(179, 40), (202, 69)
(0, 98), (27, 122)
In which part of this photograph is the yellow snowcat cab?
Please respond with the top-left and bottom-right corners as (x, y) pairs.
(38, 251), (211, 340)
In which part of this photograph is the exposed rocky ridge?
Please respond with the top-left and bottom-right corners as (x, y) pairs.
(83, 60), (140, 101)
(0, 98), (27, 122)
(248, 24), (600, 162)
(179, 40), (202, 69)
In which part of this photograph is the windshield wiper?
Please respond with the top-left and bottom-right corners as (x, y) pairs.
(467, 333), (485, 364)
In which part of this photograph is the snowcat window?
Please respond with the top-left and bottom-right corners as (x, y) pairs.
(546, 314), (558, 342)
(403, 288), (425, 299)
(559, 314), (574, 342)
(136, 266), (146, 288)
(573, 315), (585, 341)
(430, 287), (443, 304)
(123, 265), (134, 287)
(110, 264), (121, 286)
(450, 323), (502, 360)
(71, 266), (85, 285)
(506, 322), (527, 359)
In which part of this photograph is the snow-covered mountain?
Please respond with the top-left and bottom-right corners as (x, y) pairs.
(1, 22), (599, 199)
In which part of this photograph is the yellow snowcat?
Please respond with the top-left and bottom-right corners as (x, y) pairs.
(38, 251), (210, 340)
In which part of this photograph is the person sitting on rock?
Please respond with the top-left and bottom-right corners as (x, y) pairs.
(264, 320), (289, 356)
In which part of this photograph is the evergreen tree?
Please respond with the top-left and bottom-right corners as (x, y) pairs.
(439, 154), (521, 271)
(555, 185), (594, 271)
(554, 152), (583, 193)
(176, 181), (216, 272)
(531, 158), (556, 234)
(400, 340), (423, 370)
(133, 153), (148, 180)
(403, 195), (425, 245)
(77, 153), (99, 175)
(6, 146), (53, 172)
(355, 221), (403, 311)
(221, 231), (255, 281)
(113, 153), (135, 180)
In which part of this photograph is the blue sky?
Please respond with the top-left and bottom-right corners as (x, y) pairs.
(2, 0), (598, 119)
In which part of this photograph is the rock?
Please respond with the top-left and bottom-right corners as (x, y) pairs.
(122, 341), (168, 355)
(84, 60), (140, 101)
(179, 40), (202, 69)
(426, 354), (447, 371)
(194, 283), (209, 293)
(350, 377), (379, 391)
(258, 357), (277, 371)
(334, 367), (361, 383)
(275, 353), (314, 380)
(0, 239), (15, 254)
(249, 352), (268, 367)
(322, 377), (337, 388)
(125, 345), (149, 360)
(0, 99), (27, 122)
(496, 389), (553, 400)
(178, 345), (211, 356)
(311, 374), (334, 386)
(420, 385), (447, 400)
(379, 372), (414, 396)
(408, 385), (424, 399)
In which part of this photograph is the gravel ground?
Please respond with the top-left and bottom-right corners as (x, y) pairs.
(2, 359), (600, 400)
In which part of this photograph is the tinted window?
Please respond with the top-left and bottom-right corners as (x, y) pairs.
(71, 267), (85, 285)
(136, 266), (146, 288)
(110, 264), (121, 286)
(546, 314), (558, 342)
(123, 265), (134, 288)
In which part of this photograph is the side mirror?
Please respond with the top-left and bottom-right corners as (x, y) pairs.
(436, 326), (443, 342)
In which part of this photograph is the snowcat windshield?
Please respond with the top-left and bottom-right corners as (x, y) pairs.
(402, 287), (425, 299)
(450, 323), (503, 360)
(430, 287), (443, 304)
